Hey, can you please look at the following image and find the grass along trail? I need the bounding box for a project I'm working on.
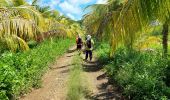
[20,48,123,100]
[20,47,76,100]
[67,52,123,100]
[67,55,89,100]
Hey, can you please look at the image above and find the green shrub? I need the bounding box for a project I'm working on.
[105,48,169,99]
[0,38,74,99]
[27,40,38,48]
[95,43,110,64]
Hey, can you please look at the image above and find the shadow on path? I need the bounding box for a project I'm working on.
[97,73,107,80]
[83,59,124,100]
[50,64,75,70]
[60,69,70,74]
[82,60,103,72]
[67,48,77,53]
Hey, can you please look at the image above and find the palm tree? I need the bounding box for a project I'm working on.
[0,0,44,52]
[114,0,170,56]
[0,0,84,52]
[83,0,127,55]
[83,0,170,56]
[31,0,60,19]
[60,17,83,38]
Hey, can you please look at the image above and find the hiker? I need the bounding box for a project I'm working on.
[76,34,83,51]
[85,35,94,61]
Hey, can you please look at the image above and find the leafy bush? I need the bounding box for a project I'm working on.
[0,38,74,100]
[27,40,38,48]
[95,43,110,64]
[104,48,169,99]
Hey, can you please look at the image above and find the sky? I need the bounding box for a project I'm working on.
[27,0,107,20]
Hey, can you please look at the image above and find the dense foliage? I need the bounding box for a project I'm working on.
[1,0,170,99]
[0,0,83,52]
[95,42,110,64]
[0,0,84,99]
[96,44,170,99]
[0,38,74,100]
[85,0,170,99]
[106,48,169,99]
[83,0,170,55]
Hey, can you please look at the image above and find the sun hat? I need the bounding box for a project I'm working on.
[87,35,91,40]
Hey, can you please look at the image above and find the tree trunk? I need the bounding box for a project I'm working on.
[162,21,169,57]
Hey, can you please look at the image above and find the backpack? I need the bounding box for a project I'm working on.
[87,40,91,48]
[77,37,82,44]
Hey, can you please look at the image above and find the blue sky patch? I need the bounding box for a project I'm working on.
[27,0,107,20]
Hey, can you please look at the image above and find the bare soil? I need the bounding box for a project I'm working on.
[20,47,76,100]
[82,57,123,100]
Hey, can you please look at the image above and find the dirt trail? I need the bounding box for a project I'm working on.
[20,47,76,100]
[20,47,122,100]
[82,57,123,100]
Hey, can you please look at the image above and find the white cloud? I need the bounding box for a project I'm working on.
[27,0,32,4]
[49,1,60,9]
[59,1,82,14]
[96,0,107,4]
[42,0,61,9]
[58,0,94,19]
[66,13,76,20]
[27,0,99,20]
[67,0,91,5]
[60,12,63,16]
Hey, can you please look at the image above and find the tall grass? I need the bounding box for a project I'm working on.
[67,55,88,100]
[0,38,74,100]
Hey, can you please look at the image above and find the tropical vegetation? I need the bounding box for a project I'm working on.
[0,0,83,99]
[0,0,83,53]
[0,38,74,99]
[84,0,170,99]
[1,0,170,99]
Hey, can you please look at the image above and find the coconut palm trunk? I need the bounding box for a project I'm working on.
[162,21,169,57]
